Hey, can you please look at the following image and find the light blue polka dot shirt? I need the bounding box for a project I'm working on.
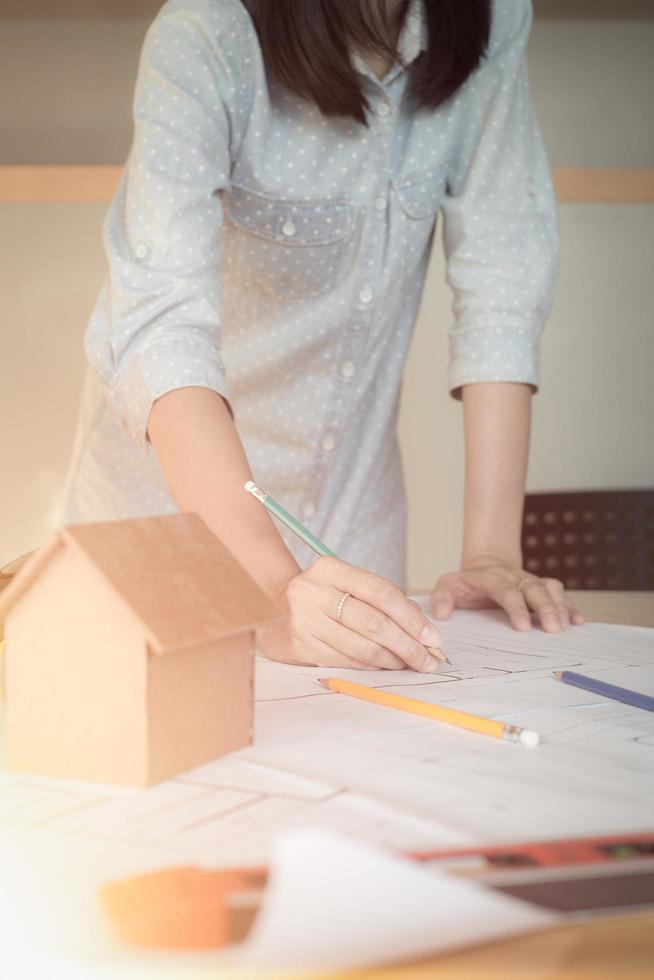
[61,0,559,587]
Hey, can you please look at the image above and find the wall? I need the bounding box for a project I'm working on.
[1,6,653,588]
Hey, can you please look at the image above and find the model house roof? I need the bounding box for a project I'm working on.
[0,513,282,654]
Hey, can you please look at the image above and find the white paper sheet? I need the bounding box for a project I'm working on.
[49,783,258,843]
[180,752,338,799]
[2,609,653,852]
[240,828,558,973]
[243,607,654,842]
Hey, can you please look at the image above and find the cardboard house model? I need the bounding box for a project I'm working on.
[0,513,281,787]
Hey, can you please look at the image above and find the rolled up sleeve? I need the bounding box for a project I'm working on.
[84,3,243,449]
[441,0,559,399]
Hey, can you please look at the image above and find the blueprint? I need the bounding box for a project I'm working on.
[1,603,653,856]
[247,602,654,841]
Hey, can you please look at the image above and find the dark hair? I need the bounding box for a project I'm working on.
[241,0,491,125]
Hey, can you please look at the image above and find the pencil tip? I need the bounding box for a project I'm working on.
[317,678,330,689]
[426,645,450,665]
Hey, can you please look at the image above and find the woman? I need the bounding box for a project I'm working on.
[60,0,584,672]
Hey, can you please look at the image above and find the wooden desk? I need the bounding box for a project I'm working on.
[357,910,654,979]
[411,590,654,629]
[568,590,654,628]
[367,590,654,980]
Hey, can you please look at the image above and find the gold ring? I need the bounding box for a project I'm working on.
[336,591,351,624]
[516,576,536,592]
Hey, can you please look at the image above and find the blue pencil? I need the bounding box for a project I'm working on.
[554,670,654,713]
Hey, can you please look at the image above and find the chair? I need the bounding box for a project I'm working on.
[521,489,654,591]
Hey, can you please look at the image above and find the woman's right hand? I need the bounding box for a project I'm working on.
[256,556,444,672]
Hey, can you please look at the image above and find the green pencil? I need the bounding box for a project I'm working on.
[245,480,338,558]
[244,480,450,665]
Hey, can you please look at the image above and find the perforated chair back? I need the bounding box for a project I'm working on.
[521,489,654,591]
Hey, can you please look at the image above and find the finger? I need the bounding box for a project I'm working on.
[319,619,407,670]
[519,579,563,632]
[430,588,455,620]
[256,618,367,669]
[304,632,383,671]
[340,594,443,673]
[333,565,443,655]
[487,581,533,632]
[542,578,570,629]
[564,596,585,625]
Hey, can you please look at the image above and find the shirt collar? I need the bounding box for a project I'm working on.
[396,0,427,66]
[350,0,427,83]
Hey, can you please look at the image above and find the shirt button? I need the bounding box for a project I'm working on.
[376,101,391,117]
[281,218,296,237]
[135,241,151,260]
[358,285,373,304]
[374,194,387,211]
[302,501,316,518]
[341,360,356,379]
[322,434,336,452]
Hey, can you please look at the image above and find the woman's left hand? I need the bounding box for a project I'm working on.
[429,555,585,633]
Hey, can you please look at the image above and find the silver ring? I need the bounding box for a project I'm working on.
[336,591,351,624]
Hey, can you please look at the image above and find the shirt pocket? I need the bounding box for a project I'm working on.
[391,165,449,278]
[223,184,358,301]
[391,163,449,220]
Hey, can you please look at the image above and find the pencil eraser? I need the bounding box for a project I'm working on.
[519,730,540,748]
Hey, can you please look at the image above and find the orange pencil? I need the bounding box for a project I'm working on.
[319,677,540,747]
